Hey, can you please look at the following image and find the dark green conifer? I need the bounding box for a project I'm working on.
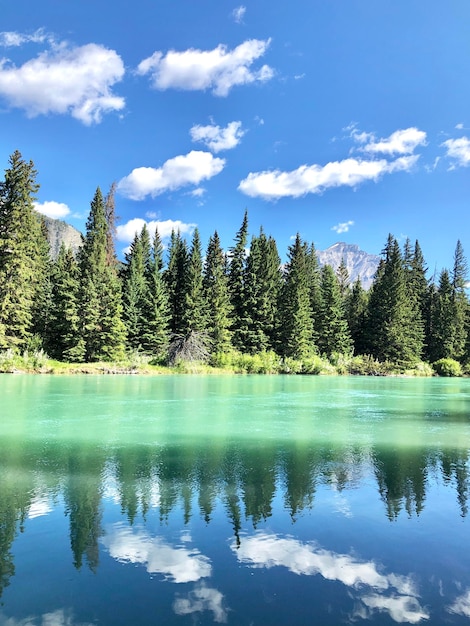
[183,228,207,333]
[278,234,315,359]
[242,229,282,353]
[203,231,232,354]
[48,244,84,361]
[0,151,49,347]
[317,264,352,357]
[164,230,188,335]
[228,211,249,351]
[78,187,126,361]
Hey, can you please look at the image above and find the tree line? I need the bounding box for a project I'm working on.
[0,150,469,370]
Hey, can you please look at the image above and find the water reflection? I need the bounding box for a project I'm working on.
[0,437,468,624]
[0,608,94,626]
[173,584,228,623]
[102,524,211,582]
[233,531,429,624]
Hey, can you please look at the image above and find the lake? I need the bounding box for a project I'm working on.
[0,374,469,625]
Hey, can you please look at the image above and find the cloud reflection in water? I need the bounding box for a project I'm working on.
[232,532,429,623]
[102,523,211,583]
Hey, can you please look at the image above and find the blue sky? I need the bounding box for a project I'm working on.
[1,0,469,274]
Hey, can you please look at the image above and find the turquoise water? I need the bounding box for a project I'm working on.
[0,374,469,625]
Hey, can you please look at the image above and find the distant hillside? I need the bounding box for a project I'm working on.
[41,215,83,260]
[317,242,380,289]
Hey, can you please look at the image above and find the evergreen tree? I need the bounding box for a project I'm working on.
[164,230,188,335]
[122,227,149,350]
[277,234,315,359]
[78,187,126,361]
[141,227,170,358]
[242,229,282,353]
[305,242,322,342]
[48,244,83,360]
[0,151,49,347]
[346,277,369,354]
[451,240,469,360]
[428,269,459,362]
[183,228,207,333]
[228,211,249,351]
[336,257,350,300]
[317,264,352,357]
[203,231,232,354]
[365,235,423,365]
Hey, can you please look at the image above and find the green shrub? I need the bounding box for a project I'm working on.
[432,358,463,377]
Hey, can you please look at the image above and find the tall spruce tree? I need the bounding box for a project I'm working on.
[0,151,50,347]
[277,234,315,360]
[48,244,83,361]
[203,231,232,354]
[141,227,170,358]
[242,229,282,353]
[317,264,352,357]
[428,269,455,362]
[183,228,207,334]
[122,227,149,350]
[228,211,249,351]
[78,187,126,361]
[451,240,469,361]
[365,235,424,365]
[346,277,368,354]
[165,230,188,335]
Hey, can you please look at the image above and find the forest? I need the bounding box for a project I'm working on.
[0,150,469,376]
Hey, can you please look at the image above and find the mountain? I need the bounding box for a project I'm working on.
[41,215,83,260]
[317,242,380,289]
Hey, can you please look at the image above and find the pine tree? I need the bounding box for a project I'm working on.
[242,229,282,353]
[48,244,84,361]
[365,235,423,365]
[428,269,455,362]
[0,151,50,347]
[122,227,149,350]
[228,211,249,351]
[451,240,469,360]
[336,257,350,300]
[203,231,232,354]
[78,187,126,361]
[277,234,315,360]
[141,227,170,358]
[346,277,368,354]
[317,264,352,357]
[183,228,207,333]
[164,230,188,335]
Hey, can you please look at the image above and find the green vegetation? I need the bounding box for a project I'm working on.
[1,150,469,377]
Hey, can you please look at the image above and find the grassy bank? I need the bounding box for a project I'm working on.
[0,347,465,377]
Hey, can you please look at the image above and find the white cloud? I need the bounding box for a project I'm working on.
[238,155,418,200]
[117,151,225,200]
[455,123,465,130]
[442,136,470,168]
[332,220,354,234]
[0,42,125,124]
[360,128,427,155]
[137,39,274,97]
[174,583,228,623]
[190,187,206,197]
[190,121,245,152]
[231,6,246,23]
[34,200,71,219]
[234,532,428,624]
[102,523,211,583]
[361,593,430,624]
[448,589,470,617]
[0,28,50,47]
[116,218,196,243]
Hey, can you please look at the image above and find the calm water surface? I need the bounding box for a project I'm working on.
[0,374,469,625]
